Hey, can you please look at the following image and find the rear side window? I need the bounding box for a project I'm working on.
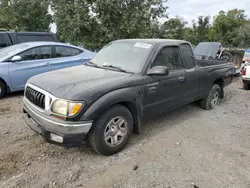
[0,34,7,48]
[151,46,183,70]
[180,44,195,69]
[18,46,52,61]
[16,35,54,43]
[55,46,82,58]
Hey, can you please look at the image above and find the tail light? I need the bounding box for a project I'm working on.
[242,68,246,76]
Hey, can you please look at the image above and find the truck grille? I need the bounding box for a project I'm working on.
[25,86,45,109]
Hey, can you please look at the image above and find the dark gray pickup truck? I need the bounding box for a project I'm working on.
[23,39,234,155]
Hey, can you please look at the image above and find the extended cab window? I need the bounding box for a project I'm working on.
[180,44,195,69]
[0,34,7,48]
[151,46,182,70]
[18,46,52,61]
[55,46,82,58]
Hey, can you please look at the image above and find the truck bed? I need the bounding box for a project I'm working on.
[197,59,234,68]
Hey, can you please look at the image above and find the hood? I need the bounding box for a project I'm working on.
[194,42,222,59]
[28,65,133,100]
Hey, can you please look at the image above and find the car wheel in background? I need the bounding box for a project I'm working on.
[220,52,233,62]
[88,105,133,156]
[200,84,222,110]
[243,83,249,90]
[0,80,6,99]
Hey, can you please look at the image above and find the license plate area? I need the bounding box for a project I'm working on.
[50,133,63,143]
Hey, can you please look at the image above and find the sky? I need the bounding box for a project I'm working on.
[167,0,250,25]
[50,0,250,33]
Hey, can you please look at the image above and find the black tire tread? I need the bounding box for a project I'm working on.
[243,83,249,90]
[200,84,221,110]
[0,80,6,99]
[88,105,133,156]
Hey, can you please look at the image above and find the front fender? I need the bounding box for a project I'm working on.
[81,86,144,121]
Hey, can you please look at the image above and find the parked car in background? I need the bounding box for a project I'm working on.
[23,39,234,156]
[0,31,58,49]
[194,42,233,62]
[241,49,250,69]
[242,62,250,90]
[0,42,96,98]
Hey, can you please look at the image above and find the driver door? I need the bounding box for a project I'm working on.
[143,45,186,116]
[8,46,54,90]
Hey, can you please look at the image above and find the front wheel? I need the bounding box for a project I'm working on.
[88,105,133,156]
[0,81,6,99]
[243,83,249,90]
[200,84,221,110]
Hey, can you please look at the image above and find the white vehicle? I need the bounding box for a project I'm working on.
[234,49,249,75]
[242,62,250,90]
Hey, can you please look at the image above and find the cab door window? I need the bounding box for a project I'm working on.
[180,44,195,69]
[18,46,52,61]
[55,46,83,58]
[151,46,183,70]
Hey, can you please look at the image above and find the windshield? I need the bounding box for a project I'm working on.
[90,42,152,73]
[0,43,31,58]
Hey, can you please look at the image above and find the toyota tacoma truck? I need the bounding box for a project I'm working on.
[23,39,235,156]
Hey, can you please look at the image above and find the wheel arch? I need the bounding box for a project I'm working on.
[118,101,141,135]
[213,78,224,98]
[0,77,10,94]
[81,87,144,135]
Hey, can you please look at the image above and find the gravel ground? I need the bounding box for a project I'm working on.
[0,78,249,188]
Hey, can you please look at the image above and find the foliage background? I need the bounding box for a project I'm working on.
[0,0,250,50]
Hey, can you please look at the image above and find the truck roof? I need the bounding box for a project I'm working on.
[114,39,190,45]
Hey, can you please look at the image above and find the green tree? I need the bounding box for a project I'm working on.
[183,27,197,44]
[209,9,248,46]
[194,16,210,42]
[160,17,187,39]
[52,0,168,50]
[0,0,52,31]
[233,23,250,48]
[0,0,15,29]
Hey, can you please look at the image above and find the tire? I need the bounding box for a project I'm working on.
[243,83,249,90]
[200,84,221,110]
[220,52,233,62]
[0,80,6,99]
[88,105,133,156]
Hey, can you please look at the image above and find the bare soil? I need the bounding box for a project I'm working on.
[0,78,249,188]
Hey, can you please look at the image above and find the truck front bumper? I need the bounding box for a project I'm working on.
[23,98,93,147]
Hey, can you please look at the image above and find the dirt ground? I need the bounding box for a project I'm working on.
[0,78,249,188]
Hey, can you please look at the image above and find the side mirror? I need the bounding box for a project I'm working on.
[11,55,22,62]
[147,66,169,76]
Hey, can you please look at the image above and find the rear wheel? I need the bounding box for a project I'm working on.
[243,83,249,90]
[0,80,6,99]
[201,84,221,110]
[88,105,133,156]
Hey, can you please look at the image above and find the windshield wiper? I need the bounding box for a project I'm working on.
[85,61,101,68]
[102,64,131,73]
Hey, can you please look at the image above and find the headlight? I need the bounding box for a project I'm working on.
[51,100,83,117]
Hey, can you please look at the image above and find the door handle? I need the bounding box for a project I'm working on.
[178,76,185,82]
